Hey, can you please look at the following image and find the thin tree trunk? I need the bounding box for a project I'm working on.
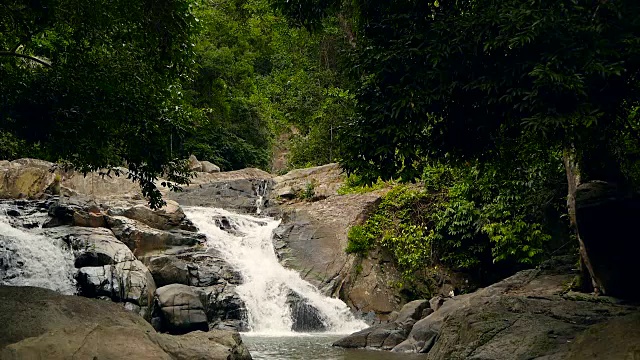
[563,146,603,294]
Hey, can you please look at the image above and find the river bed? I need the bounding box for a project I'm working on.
[241,334,427,360]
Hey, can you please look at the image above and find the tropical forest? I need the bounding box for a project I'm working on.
[1,0,639,359]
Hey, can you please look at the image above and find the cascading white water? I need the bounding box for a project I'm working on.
[255,180,268,215]
[0,205,76,294]
[185,207,368,335]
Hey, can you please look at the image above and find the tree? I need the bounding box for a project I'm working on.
[278,0,640,293]
[0,0,199,208]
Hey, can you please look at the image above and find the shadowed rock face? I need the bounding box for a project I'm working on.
[0,286,251,360]
[576,180,640,299]
[287,291,326,332]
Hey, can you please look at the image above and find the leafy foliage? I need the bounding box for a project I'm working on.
[347,146,564,279]
[1,0,199,208]
[330,0,640,184]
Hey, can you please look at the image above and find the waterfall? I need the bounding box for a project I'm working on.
[255,180,268,215]
[185,207,368,335]
[0,203,77,294]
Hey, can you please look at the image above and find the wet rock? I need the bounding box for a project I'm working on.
[333,300,428,350]
[198,284,248,331]
[6,209,20,217]
[144,249,242,288]
[153,284,209,334]
[287,292,326,332]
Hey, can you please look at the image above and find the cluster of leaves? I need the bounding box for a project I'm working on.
[1,0,199,208]
[347,145,566,279]
[336,0,640,184]
[337,173,388,195]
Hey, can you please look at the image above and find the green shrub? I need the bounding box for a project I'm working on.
[345,154,563,279]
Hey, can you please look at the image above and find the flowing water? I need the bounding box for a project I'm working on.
[185,206,368,335]
[185,206,423,359]
[0,202,76,294]
[242,334,427,360]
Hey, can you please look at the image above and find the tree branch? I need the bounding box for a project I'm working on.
[0,51,51,67]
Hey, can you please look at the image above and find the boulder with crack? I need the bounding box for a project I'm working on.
[152,284,210,334]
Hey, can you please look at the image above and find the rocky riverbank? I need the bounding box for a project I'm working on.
[0,286,251,360]
[333,257,640,359]
[3,158,640,359]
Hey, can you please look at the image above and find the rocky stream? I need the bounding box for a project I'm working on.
[1,158,639,359]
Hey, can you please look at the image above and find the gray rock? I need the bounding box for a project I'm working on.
[154,330,252,360]
[106,216,205,256]
[147,255,191,287]
[395,300,430,324]
[46,226,134,267]
[200,161,221,173]
[333,321,412,350]
[76,259,156,318]
[167,179,272,213]
[145,250,242,288]
[390,267,637,359]
[198,284,248,332]
[153,284,209,334]
[287,291,326,332]
[117,200,188,231]
[429,295,446,312]
[188,155,202,172]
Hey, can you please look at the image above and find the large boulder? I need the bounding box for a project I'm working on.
[77,259,156,318]
[106,215,205,256]
[45,226,134,267]
[153,284,209,334]
[198,284,249,331]
[576,180,640,299]
[0,159,56,199]
[145,250,242,288]
[333,300,429,350]
[391,265,637,359]
[188,155,203,172]
[154,330,252,360]
[332,260,640,358]
[287,291,326,332]
[115,200,188,231]
[201,161,221,173]
[0,286,251,360]
[271,163,345,201]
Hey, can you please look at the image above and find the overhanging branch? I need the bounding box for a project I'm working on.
[0,51,51,67]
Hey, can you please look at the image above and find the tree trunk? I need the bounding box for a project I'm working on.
[563,147,603,294]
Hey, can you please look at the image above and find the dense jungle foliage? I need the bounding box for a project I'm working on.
[3,0,640,286]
